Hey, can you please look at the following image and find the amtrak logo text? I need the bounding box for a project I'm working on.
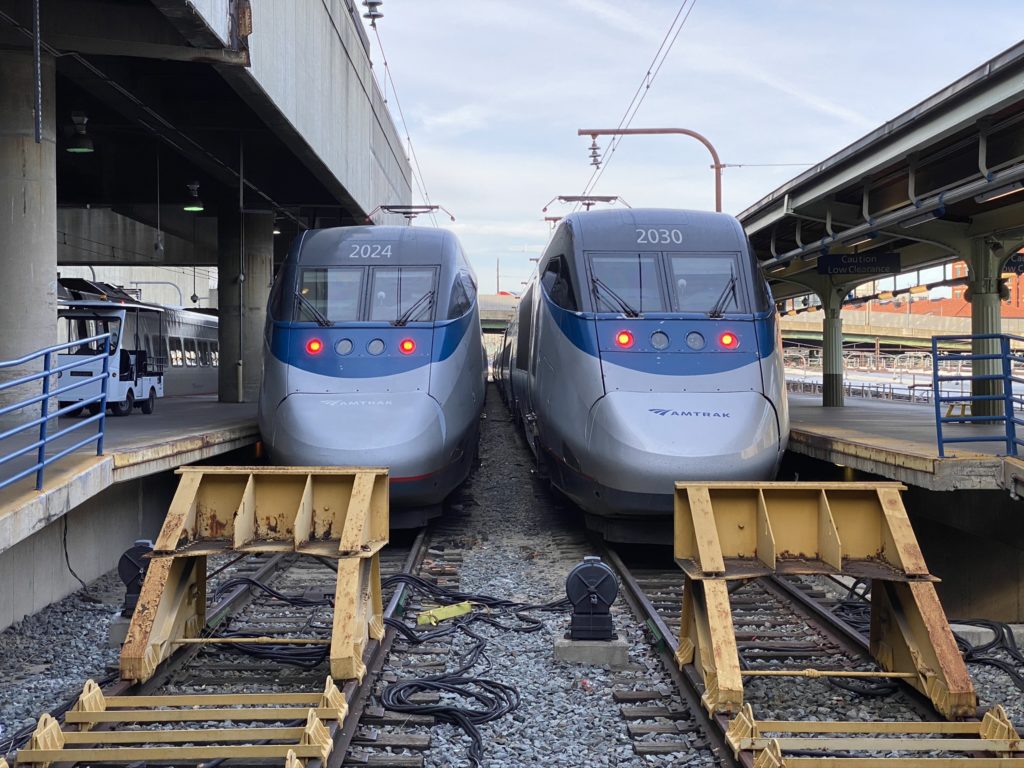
[648,408,730,418]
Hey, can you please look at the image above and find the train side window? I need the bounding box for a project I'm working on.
[541,255,578,311]
[515,285,534,370]
[447,271,475,319]
[210,341,219,366]
[198,341,211,366]
[168,337,184,367]
[183,338,198,367]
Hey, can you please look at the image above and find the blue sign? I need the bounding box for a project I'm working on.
[1004,254,1024,274]
[817,252,901,275]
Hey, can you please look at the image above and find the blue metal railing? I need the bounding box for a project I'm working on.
[931,333,1024,457]
[0,334,110,492]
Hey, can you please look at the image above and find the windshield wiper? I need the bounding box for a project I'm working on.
[394,290,434,326]
[708,270,737,319]
[293,291,332,327]
[591,277,640,318]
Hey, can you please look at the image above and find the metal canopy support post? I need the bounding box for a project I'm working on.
[796,275,855,408]
[967,238,1006,418]
[820,283,848,407]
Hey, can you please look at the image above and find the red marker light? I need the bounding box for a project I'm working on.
[719,332,739,349]
[615,330,634,348]
[306,338,324,355]
[399,338,416,355]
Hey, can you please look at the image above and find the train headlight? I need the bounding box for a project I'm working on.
[399,338,416,355]
[305,338,324,355]
[615,330,634,349]
[719,332,739,349]
[335,339,353,355]
[650,331,669,350]
[685,331,705,350]
[367,338,385,356]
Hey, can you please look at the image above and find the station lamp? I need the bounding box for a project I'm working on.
[66,112,94,154]
[183,182,204,213]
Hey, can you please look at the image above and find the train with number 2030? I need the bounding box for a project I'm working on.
[494,208,788,542]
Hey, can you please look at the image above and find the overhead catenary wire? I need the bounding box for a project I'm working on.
[371,24,439,228]
[575,0,698,210]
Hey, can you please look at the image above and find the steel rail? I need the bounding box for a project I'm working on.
[326,528,430,768]
[600,544,742,768]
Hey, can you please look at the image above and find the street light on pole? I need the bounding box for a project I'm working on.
[577,127,724,213]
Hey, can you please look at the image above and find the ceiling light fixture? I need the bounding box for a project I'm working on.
[183,182,204,213]
[66,112,94,154]
[974,180,1024,204]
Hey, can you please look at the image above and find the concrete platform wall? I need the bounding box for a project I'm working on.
[189,0,411,214]
[0,472,177,631]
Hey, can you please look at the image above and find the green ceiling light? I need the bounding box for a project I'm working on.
[183,182,204,213]
[66,112,94,154]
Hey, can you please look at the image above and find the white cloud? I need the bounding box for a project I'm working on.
[369,0,1024,293]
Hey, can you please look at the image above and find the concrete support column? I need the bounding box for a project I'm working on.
[966,239,1005,418]
[218,212,273,402]
[0,51,57,428]
[820,285,847,407]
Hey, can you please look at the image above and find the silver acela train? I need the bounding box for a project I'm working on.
[494,208,789,541]
[258,226,486,526]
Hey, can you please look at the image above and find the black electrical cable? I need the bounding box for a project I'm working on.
[953,619,1024,693]
[203,629,329,670]
[61,516,90,592]
[0,670,118,756]
[379,574,571,767]
[381,625,521,767]
[212,577,332,607]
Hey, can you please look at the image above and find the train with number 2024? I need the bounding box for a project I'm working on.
[494,208,788,542]
[258,226,486,527]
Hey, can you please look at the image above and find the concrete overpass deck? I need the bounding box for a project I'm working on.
[0,396,257,558]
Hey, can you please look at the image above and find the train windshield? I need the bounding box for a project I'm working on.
[589,253,666,313]
[58,312,121,355]
[297,268,363,322]
[369,267,436,323]
[668,254,746,314]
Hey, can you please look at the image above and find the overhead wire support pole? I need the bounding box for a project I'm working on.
[577,127,723,213]
[32,0,41,143]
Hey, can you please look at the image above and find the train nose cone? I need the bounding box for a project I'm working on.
[585,391,781,494]
[265,392,445,477]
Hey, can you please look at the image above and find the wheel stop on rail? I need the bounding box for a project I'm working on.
[673,480,1024,765]
[119,465,390,684]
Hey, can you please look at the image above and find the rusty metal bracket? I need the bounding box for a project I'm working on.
[121,467,388,683]
[673,481,975,719]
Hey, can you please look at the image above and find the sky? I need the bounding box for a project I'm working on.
[363,1,1024,295]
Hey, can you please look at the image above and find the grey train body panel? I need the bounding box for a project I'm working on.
[499,208,789,537]
[259,225,485,518]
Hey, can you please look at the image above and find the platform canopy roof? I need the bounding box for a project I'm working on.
[740,41,1024,302]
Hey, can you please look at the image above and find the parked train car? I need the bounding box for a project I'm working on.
[499,208,788,541]
[258,226,486,527]
[57,279,219,415]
